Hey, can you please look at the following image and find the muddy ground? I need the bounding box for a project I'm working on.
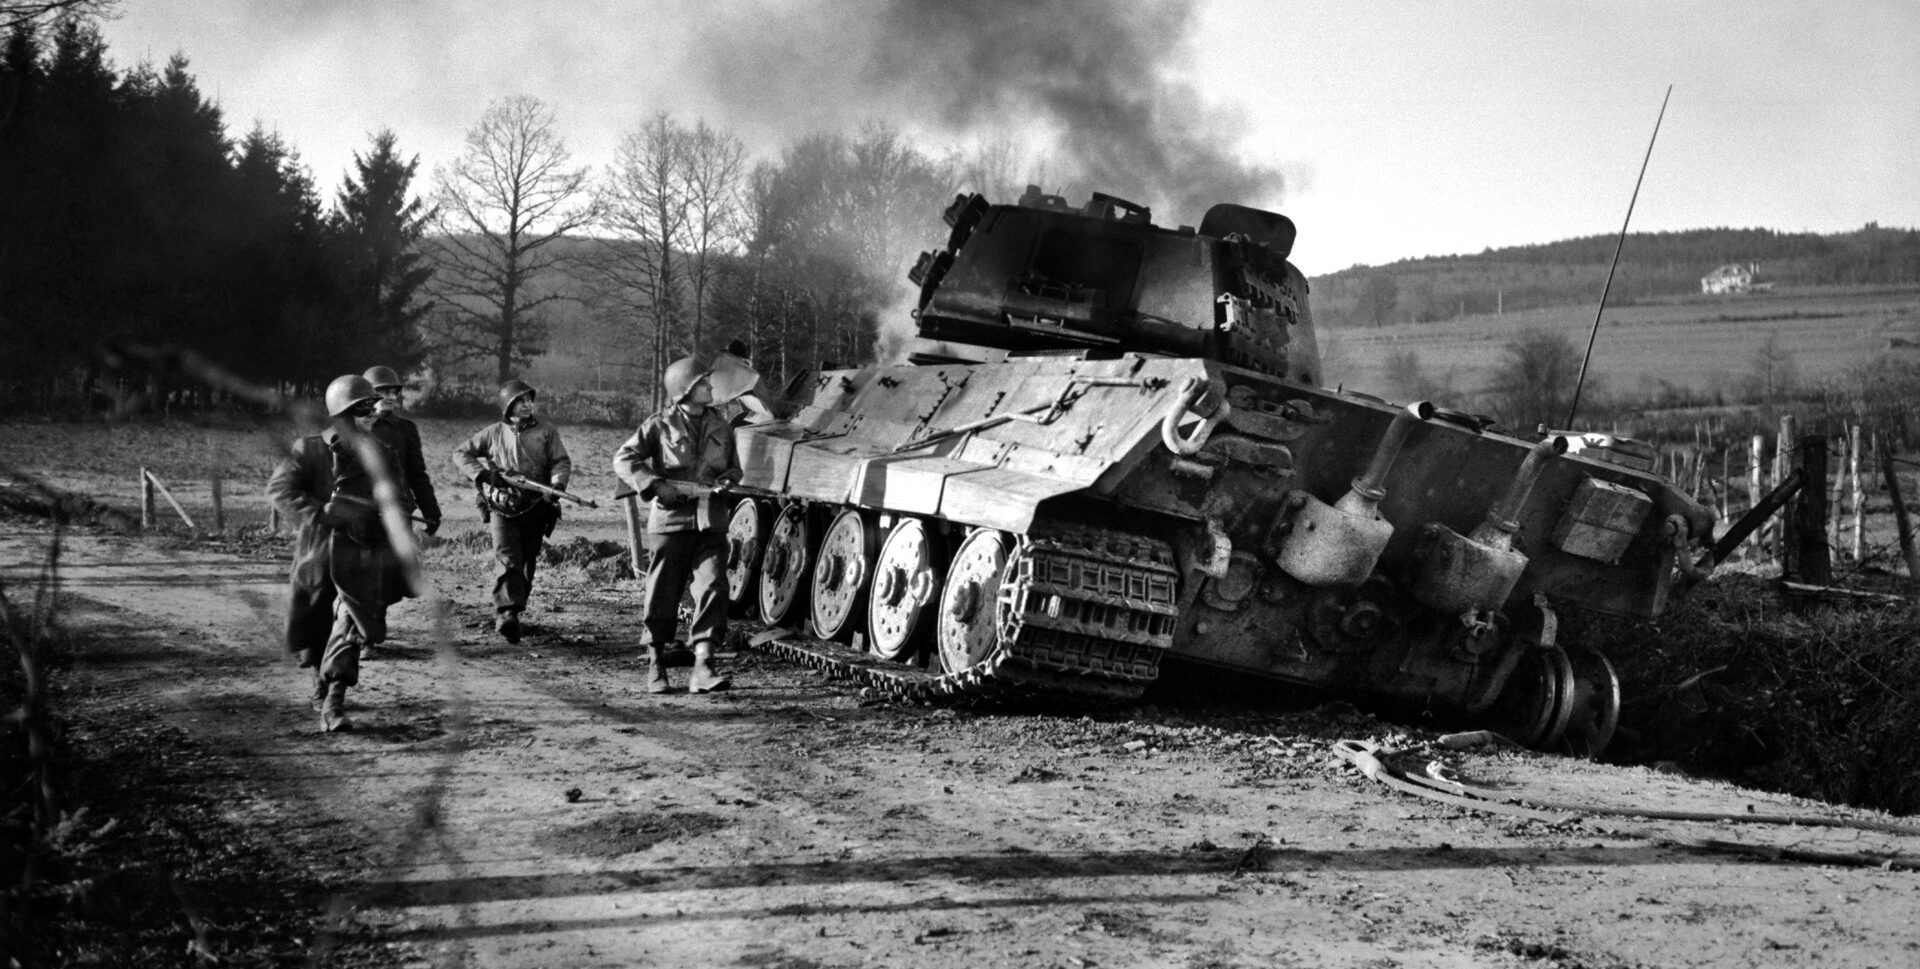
[6,514,1919,969]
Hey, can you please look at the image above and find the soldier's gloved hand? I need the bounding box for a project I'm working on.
[712,468,743,488]
[424,518,441,537]
[649,481,691,507]
[319,499,369,544]
[476,468,502,489]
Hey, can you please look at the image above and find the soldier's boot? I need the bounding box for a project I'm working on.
[308,669,327,712]
[496,611,522,644]
[320,681,353,733]
[645,646,673,695]
[689,642,730,694]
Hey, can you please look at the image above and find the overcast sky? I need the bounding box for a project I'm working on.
[103,0,1920,277]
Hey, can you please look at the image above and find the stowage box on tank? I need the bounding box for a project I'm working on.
[721,187,1714,758]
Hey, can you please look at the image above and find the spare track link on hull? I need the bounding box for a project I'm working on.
[742,525,1180,703]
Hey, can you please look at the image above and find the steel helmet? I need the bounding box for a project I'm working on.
[324,374,379,418]
[362,365,402,390]
[498,379,537,418]
[662,356,711,404]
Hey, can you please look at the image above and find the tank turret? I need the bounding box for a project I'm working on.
[906,188,1321,385]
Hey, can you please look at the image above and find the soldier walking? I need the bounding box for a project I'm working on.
[363,365,442,539]
[614,356,742,694]
[454,379,572,643]
[269,375,407,732]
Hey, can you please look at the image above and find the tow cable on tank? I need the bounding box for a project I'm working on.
[1331,739,1920,870]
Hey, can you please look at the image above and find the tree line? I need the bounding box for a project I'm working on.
[1317,225,1920,328]
[0,16,1039,417]
[1,17,431,410]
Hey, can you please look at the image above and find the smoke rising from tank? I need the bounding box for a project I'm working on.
[694,0,1286,225]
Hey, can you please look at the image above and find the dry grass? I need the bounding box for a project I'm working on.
[1588,571,1920,815]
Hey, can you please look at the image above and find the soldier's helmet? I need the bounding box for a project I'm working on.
[324,374,379,418]
[498,379,537,418]
[363,365,403,390]
[663,356,712,404]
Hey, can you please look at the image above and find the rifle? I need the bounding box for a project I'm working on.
[479,460,599,509]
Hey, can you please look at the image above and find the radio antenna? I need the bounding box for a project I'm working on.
[1565,84,1672,428]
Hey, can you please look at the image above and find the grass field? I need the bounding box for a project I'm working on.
[1324,284,1920,402]
[0,417,644,545]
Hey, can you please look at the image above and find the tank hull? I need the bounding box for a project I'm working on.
[729,353,1704,751]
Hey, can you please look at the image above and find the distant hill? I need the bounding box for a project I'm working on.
[1311,224,1920,328]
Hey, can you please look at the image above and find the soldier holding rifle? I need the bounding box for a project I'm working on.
[614,356,742,694]
[454,379,574,643]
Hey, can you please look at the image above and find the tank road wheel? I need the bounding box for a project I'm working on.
[1556,649,1622,759]
[936,528,1010,674]
[725,498,770,609]
[757,504,813,627]
[868,518,943,662]
[810,507,877,642]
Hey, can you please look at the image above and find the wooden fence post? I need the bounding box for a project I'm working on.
[1790,435,1830,585]
[144,470,199,535]
[211,475,226,534]
[141,466,155,530]
[1850,424,1865,563]
[269,503,280,534]
[1880,434,1920,585]
[621,494,646,581]
[1828,430,1846,560]
[1747,434,1763,562]
[1773,416,1794,562]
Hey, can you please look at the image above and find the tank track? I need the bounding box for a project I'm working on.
[740,523,1180,703]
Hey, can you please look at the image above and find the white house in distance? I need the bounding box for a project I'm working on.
[1700,262,1772,294]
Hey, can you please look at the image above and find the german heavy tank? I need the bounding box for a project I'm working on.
[723,187,1714,757]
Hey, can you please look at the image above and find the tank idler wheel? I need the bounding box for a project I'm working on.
[936,528,1010,675]
[1482,645,1576,750]
[1556,649,1622,759]
[724,498,770,609]
[810,507,877,642]
[869,518,943,662]
[757,503,814,627]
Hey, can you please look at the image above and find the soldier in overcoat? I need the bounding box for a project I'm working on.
[268,374,407,732]
[363,364,442,540]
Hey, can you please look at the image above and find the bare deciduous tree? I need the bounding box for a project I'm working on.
[425,96,597,384]
[1,0,115,31]
[597,112,691,410]
[1486,328,1583,430]
[681,119,748,357]
[595,113,749,409]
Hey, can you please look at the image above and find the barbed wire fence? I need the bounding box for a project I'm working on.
[1,343,475,967]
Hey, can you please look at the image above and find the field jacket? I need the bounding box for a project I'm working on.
[368,411,441,522]
[453,419,572,512]
[613,405,740,534]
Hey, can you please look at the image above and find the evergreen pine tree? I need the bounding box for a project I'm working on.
[332,128,434,373]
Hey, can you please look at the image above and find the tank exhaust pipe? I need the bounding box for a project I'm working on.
[1409,435,1569,622]
[1269,402,1433,588]
[1477,435,1570,544]
[1350,401,1437,500]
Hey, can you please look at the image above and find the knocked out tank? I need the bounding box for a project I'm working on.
[723,187,1715,756]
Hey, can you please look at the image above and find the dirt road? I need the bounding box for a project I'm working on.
[9,524,1919,968]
